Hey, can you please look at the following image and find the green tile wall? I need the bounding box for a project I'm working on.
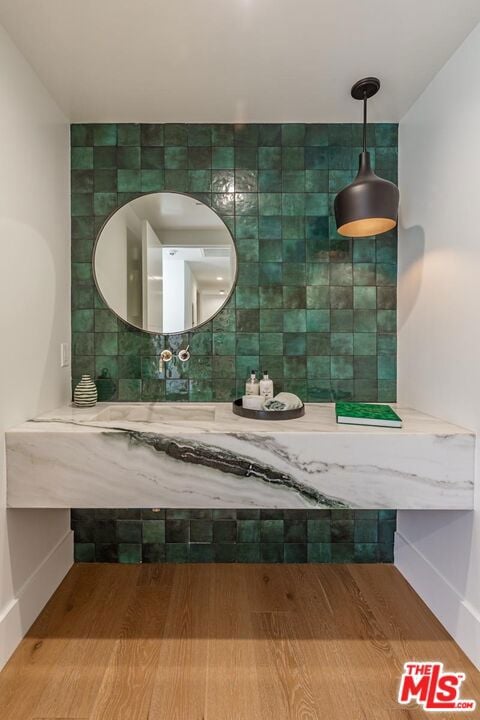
[71,122,398,403]
[72,508,396,564]
[71,123,397,564]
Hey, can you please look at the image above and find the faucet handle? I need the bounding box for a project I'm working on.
[178,345,190,363]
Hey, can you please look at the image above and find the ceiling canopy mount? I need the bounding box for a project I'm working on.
[350,77,380,100]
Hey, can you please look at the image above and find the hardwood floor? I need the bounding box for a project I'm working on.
[0,564,478,719]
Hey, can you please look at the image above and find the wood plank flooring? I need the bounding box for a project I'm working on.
[0,564,478,719]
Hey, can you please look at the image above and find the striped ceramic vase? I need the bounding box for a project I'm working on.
[74,374,98,407]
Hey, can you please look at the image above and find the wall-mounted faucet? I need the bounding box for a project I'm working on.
[159,349,173,373]
[159,345,190,374]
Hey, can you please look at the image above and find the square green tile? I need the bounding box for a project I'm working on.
[284,333,306,356]
[330,263,353,286]
[141,170,164,192]
[94,146,117,169]
[258,124,281,145]
[119,355,141,379]
[94,124,117,146]
[284,543,307,562]
[117,146,140,169]
[234,124,258,146]
[260,520,284,542]
[282,124,305,146]
[236,543,261,562]
[72,308,94,332]
[308,543,332,562]
[305,147,328,170]
[282,171,305,192]
[212,146,234,169]
[166,544,189,562]
[141,124,164,146]
[71,147,94,170]
[307,356,330,379]
[72,193,93,216]
[306,309,330,332]
[258,146,281,169]
[72,332,93,356]
[284,519,307,543]
[118,379,142,400]
[118,543,142,563]
[213,520,237,543]
[190,520,213,543]
[235,146,257,169]
[282,147,304,170]
[95,332,118,356]
[305,124,328,146]
[117,169,141,192]
[259,262,282,285]
[331,356,354,379]
[261,543,284,563]
[117,123,140,146]
[71,124,93,146]
[117,520,142,543]
[283,357,306,379]
[237,520,260,543]
[257,192,281,215]
[260,308,283,330]
[94,309,118,332]
[236,333,259,355]
[282,263,306,285]
[354,286,377,309]
[259,333,283,356]
[331,332,353,355]
[283,309,306,332]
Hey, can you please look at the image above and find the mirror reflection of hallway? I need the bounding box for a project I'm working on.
[94,192,237,334]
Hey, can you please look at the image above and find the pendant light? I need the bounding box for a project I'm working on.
[334,77,399,238]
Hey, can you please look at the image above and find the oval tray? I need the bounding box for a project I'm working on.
[232,398,305,421]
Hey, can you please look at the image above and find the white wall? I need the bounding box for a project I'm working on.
[142,220,162,332]
[397,22,480,668]
[95,208,128,317]
[0,24,72,668]
[183,261,196,329]
[95,204,142,320]
[199,293,223,324]
[162,251,187,333]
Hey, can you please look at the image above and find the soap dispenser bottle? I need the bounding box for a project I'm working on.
[245,370,260,395]
[259,370,274,400]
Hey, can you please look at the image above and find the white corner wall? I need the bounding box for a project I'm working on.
[397,23,480,667]
[0,24,72,668]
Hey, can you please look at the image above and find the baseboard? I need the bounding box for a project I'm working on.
[395,530,480,669]
[0,529,73,670]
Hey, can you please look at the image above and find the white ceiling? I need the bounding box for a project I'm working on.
[131,193,225,231]
[0,0,479,122]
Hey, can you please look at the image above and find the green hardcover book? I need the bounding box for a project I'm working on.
[335,402,402,428]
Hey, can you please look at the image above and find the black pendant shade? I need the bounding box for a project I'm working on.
[334,78,399,238]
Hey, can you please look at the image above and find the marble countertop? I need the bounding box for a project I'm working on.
[6,403,475,510]
[9,402,474,437]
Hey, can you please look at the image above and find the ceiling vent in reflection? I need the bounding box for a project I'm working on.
[202,247,231,257]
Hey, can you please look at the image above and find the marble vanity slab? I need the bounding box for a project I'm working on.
[5,403,475,510]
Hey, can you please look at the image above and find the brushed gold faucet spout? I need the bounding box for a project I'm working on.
[159,349,173,374]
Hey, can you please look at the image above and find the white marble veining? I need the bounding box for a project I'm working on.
[5,402,475,510]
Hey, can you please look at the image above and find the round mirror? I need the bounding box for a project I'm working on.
[93,192,237,334]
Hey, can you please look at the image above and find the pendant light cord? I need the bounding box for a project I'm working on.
[363,91,367,152]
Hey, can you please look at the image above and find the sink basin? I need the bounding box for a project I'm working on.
[92,403,216,424]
